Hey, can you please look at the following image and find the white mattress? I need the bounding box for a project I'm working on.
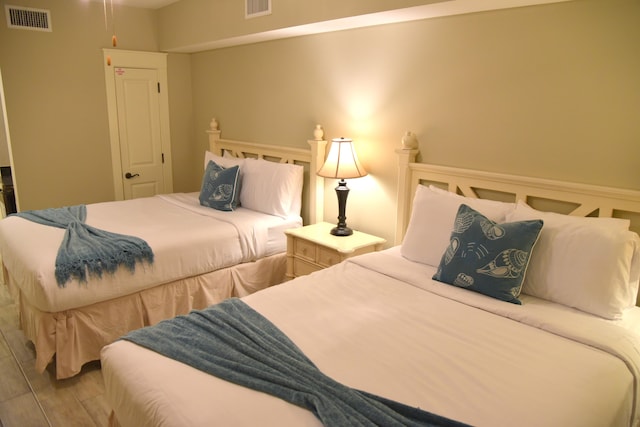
[101,248,640,427]
[0,193,301,312]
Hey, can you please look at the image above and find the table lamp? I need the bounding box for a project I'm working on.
[317,137,367,236]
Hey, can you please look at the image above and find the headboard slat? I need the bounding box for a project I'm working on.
[206,122,326,225]
[396,148,640,244]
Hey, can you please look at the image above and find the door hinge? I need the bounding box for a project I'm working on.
[162,153,165,163]
[157,82,160,93]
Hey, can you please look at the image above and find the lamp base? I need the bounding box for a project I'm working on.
[330,179,354,237]
[330,225,353,236]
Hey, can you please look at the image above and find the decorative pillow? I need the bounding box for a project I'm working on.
[401,185,516,267]
[199,161,241,211]
[239,158,304,218]
[506,201,640,319]
[433,204,543,304]
[204,151,244,171]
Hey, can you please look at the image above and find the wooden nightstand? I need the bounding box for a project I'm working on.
[285,222,386,280]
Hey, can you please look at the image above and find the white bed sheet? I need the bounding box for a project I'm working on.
[0,193,301,312]
[101,248,640,427]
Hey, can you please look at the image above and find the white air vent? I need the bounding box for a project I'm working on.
[245,0,271,19]
[5,5,51,32]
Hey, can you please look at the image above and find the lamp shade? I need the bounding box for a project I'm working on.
[317,137,367,179]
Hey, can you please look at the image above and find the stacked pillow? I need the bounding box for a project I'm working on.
[401,185,640,319]
[506,201,639,319]
[239,158,303,218]
[200,151,304,218]
[401,185,515,267]
[204,150,244,170]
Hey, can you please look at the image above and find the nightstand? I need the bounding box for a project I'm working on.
[285,222,386,280]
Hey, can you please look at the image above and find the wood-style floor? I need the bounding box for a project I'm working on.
[0,284,109,427]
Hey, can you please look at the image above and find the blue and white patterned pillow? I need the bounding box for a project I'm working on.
[432,204,543,304]
[199,160,240,211]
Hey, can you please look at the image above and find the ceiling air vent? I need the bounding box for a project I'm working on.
[245,0,271,19]
[5,5,52,32]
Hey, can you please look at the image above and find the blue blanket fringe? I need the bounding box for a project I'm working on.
[122,298,470,427]
[14,205,153,287]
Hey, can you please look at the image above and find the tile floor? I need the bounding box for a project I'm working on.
[0,284,109,427]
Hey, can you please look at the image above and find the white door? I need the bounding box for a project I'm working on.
[103,49,173,201]
[115,67,164,199]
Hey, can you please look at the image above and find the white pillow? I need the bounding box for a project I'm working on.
[506,201,640,319]
[400,185,516,267]
[239,158,303,218]
[204,151,244,170]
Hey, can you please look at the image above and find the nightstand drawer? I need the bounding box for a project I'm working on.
[317,246,340,267]
[285,222,386,280]
[292,258,321,277]
[293,238,316,262]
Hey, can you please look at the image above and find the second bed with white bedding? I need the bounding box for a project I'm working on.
[102,248,640,427]
[101,142,640,426]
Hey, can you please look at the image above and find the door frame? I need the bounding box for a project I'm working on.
[0,67,19,212]
[103,49,173,200]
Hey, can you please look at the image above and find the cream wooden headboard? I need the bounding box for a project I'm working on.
[206,119,327,225]
[395,147,640,245]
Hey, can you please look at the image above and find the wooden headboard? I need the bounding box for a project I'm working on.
[396,146,640,245]
[206,119,327,225]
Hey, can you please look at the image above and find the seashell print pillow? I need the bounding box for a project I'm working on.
[199,160,241,211]
[432,204,543,304]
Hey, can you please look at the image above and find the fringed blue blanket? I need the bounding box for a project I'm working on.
[14,205,153,287]
[122,298,470,427]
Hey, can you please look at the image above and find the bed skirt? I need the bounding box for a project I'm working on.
[2,253,286,379]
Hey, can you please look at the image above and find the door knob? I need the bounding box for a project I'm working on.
[125,172,140,179]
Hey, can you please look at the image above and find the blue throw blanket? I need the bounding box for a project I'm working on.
[122,298,470,427]
[14,205,153,287]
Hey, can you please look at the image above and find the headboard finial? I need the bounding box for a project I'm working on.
[209,118,219,131]
[313,124,324,141]
[401,131,418,149]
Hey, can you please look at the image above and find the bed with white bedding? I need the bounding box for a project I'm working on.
[0,122,327,379]
[100,142,640,426]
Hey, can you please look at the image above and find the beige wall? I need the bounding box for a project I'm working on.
[0,0,194,210]
[0,0,638,248]
[166,53,198,191]
[189,0,640,245]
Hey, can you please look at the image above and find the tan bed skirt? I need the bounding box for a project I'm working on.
[3,253,286,379]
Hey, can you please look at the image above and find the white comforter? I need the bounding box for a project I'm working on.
[0,193,299,312]
[101,248,640,427]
